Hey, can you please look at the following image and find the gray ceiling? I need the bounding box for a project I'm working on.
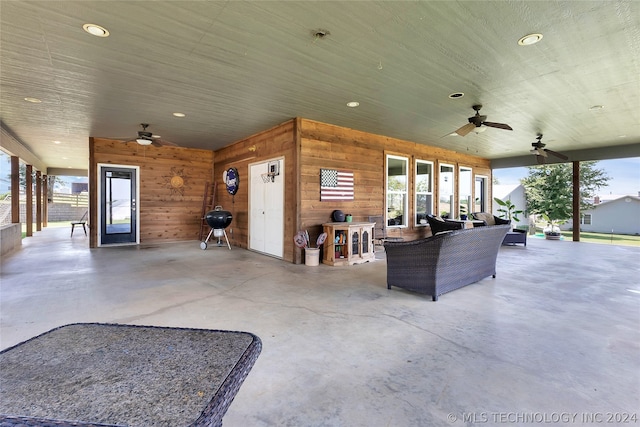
[1,1,639,171]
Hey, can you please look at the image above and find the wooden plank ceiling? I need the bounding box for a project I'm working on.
[1,1,638,170]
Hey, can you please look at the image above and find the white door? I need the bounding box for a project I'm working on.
[249,159,284,257]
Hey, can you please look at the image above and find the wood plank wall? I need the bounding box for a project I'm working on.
[213,120,299,262]
[299,119,492,244]
[89,138,214,248]
[89,117,491,263]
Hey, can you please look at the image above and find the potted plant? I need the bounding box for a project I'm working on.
[541,213,564,240]
[493,197,523,225]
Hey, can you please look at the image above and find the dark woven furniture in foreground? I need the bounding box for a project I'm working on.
[0,323,262,427]
[471,212,527,246]
[384,225,510,301]
[502,228,527,246]
[470,212,511,226]
[425,214,465,235]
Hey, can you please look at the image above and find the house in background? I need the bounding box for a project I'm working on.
[560,194,640,235]
[492,184,529,227]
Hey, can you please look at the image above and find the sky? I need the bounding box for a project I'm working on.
[493,157,640,197]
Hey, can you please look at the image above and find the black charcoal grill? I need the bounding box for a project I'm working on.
[200,206,233,250]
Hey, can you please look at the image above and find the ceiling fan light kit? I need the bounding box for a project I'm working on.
[451,104,513,137]
[530,134,568,164]
[120,123,176,147]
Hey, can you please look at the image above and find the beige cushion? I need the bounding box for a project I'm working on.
[473,212,495,226]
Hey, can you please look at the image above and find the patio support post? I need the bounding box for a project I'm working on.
[10,156,19,223]
[43,175,48,227]
[572,161,580,242]
[26,164,33,237]
[36,170,42,231]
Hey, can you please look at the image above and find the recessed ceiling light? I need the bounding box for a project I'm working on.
[24,97,41,103]
[346,101,359,108]
[448,92,464,99]
[53,140,61,144]
[589,105,604,110]
[83,23,110,37]
[517,33,543,46]
[172,112,186,117]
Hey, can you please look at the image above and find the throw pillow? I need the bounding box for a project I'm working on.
[474,212,496,226]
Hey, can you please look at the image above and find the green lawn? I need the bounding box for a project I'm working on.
[529,226,640,247]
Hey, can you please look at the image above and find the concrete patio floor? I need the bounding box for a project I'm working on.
[1,227,639,426]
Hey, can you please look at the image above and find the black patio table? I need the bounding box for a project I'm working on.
[0,323,261,427]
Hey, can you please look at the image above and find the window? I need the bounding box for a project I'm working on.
[415,160,433,226]
[581,213,592,225]
[386,155,408,227]
[438,163,454,218]
[459,166,472,218]
[474,175,488,213]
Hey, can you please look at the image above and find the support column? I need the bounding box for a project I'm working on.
[36,171,42,231]
[43,175,48,227]
[10,156,19,223]
[26,164,33,236]
[572,161,580,242]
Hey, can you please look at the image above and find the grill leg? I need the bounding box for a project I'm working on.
[223,230,231,250]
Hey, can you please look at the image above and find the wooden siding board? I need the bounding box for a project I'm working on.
[90,138,214,247]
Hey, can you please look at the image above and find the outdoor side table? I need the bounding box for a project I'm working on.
[0,323,261,427]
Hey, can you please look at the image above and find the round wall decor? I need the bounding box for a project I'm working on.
[223,167,239,195]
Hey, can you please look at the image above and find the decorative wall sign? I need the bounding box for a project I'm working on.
[223,167,239,195]
[163,167,187,196]
[320,169,354,201]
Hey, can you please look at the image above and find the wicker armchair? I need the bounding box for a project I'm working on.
[470,212,510,226]
[425,214,464,235]
[384,225,510,301]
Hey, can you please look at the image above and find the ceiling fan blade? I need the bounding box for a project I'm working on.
[483,121,513,131]
[536,155,546,165]
[454,123,476,137]
[545,149,568,160]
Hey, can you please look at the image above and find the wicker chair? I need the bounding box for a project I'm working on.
[384,225,510,301]
[470,212,511,226]
[368,215,403,245]
[425,214,464,235]
[471,212,527,246]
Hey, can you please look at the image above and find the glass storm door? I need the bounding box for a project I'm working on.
[100,166,137,245]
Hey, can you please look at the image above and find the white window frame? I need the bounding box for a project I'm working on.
[459,166,473,218]
[581,213,592,225]
[438,163,455,218]
[415,159,434,226]
[386,154,409,228]
[474,175,488,213]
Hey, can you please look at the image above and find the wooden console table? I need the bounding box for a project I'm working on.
[322,222,375,266]
[0,323,261,427]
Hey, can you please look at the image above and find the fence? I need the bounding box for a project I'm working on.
[0,192,89,226]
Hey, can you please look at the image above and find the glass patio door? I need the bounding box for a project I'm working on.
[100,166,137,245]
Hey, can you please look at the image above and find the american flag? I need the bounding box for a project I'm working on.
[320,169,354,201]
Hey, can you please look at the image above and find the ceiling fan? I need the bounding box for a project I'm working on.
[530,134,568,164]
[452,104,513,136]
[121,123,177,147]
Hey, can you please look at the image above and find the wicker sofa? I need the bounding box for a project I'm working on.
[384,224,510,301]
